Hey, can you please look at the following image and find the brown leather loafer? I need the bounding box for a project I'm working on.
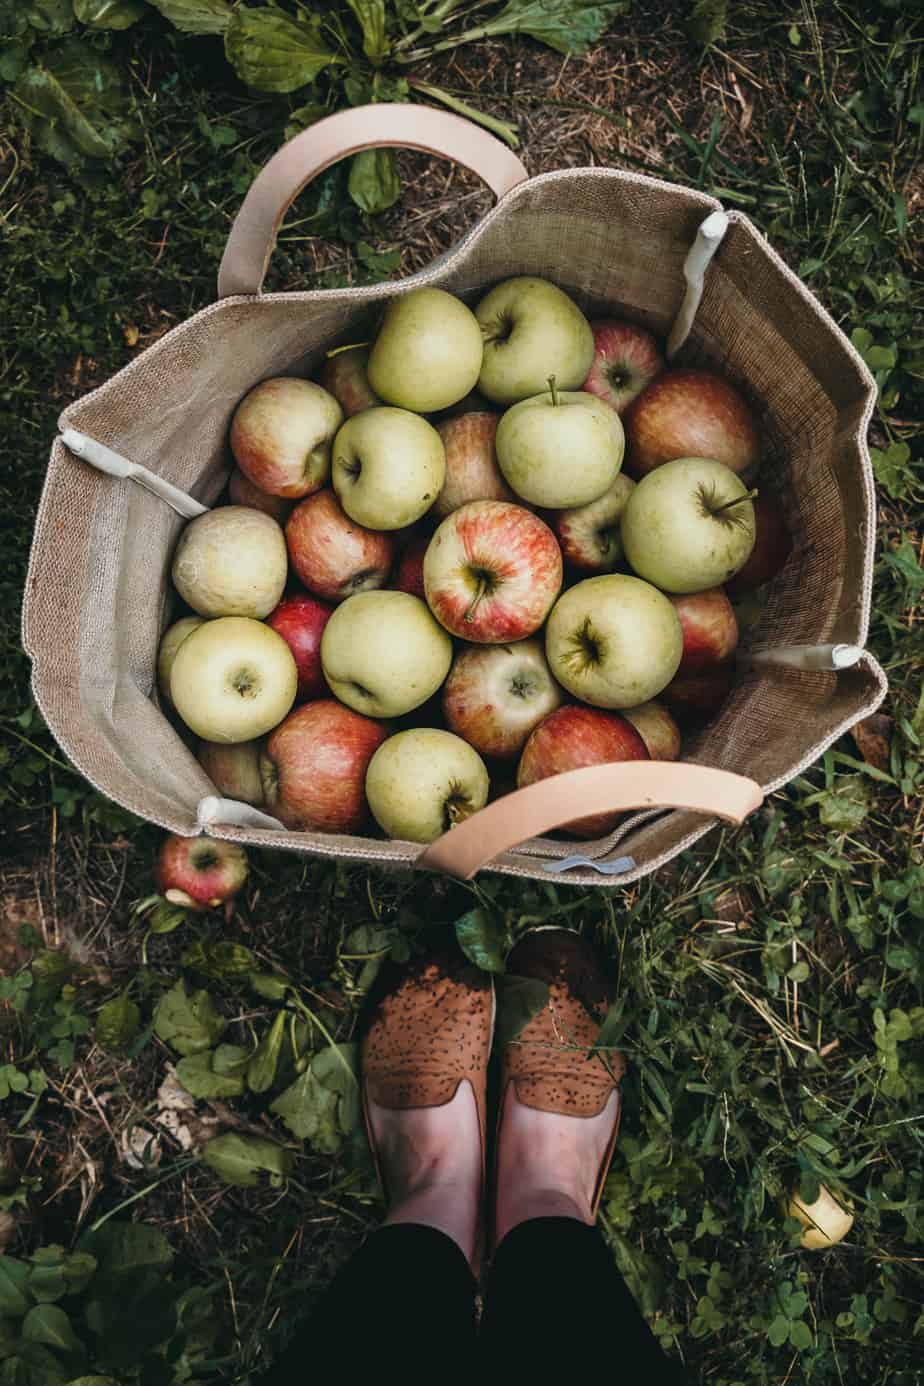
[496,927,625,1220]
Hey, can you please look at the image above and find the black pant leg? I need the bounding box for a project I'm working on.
[260,1225,477,1381]
[481,1217,693,1381]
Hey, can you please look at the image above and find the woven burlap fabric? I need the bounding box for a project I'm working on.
[23,168,886,886]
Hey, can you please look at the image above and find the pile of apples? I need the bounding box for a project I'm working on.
[158,277,791,844]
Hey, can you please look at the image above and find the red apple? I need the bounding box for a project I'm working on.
[661,663,735,728]
[267,592,333,701]
[317,346,381,416]
[285,490,394,602]
[443,639,563,759]
[582,320,665,415]
[434,413,513,519]
[197,739,265,806]
[517,705,649,838]
[423,501,562,644]
[670,588,738,674]
[622,700,681,760]
[725,492,792,594]
[394,535,429,600]
[228,467,294,523]
[230,377,343,498]
[260,700,387,833]
[156,834,248,911]
[552,474,636,573]
[624,368,760,477]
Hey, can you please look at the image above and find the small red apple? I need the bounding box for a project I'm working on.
[285,490,394,602]
[582,320,665,415]
[725,492,792,594]
[661,663,735,728]
[197,740,265,806]
[434,412,513,519]
[230,377,343,498]
[317,346,381,417]
[267,592,333,701]
[517,705,649,838]
[622,700,681,761]
[670,588,738,674]
[443,639,563,759]
[552,474,636,573]
[423,501,562,644]
[260,700,387,833]
[624,368,760,477]
[394,535,429,600]
[228,467,294,523]
[156,835,249,911]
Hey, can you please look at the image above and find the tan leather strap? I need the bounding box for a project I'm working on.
[417,763,763,880]
[218,104,529,299]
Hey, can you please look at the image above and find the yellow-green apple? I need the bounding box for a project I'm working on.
[171,506,288,619]
[670,587,738,673]
[517,705,649,838]
[285,490,394,602]
[620,457,756,593]
[368,288,483,413]
[394,535,429,599]
[260,700,386,832]
[786,1186,854,1250]
[332,407,445,530]
[582,320,665,414]
[661,663,735,728]
[230,377,343,498]
[442,639,563,759]
[552,474,636,573]
[157,616,205,706]
[365,728,489,843]
[424,501,562,643]
[624,368,759,477]
[545,574,682,708]
[622,700,681,760]
[495,381,624,508]
[156,834,248,911]
[170,617,297,742]
[321,590,452,718]
[197,739,265,806]
[475,277,594,404]
[726,491,792,594]
[228,467,294,522]
[318,345,381,416]
[267,592,332,701]
[434,412,513,519]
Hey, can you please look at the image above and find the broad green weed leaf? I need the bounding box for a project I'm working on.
[345,0,389,62]
[14,41,137,165]
[249,972,290,1002]
[270,1068,340,1149]
[181,939,256,980]
[348,149,401,215]
[144,0,232,32]
[476,0,626,56]
[247,1011,286,1093]
[94,994,140,1050]
[495,975,549,1046]
[21,1305,82,1357]
[454,908,506,973]
[28,1249,95,1304]
[153,981,225,1056]
[0,1260,32,1318]
[688,0,727,43]
[225,8,342,94]
[212,1043,250,1075]
[73,0,146,27]
[79,1223,172,1280]
[817,776,870,832]
[175,1051,245,1100]
[26,2,74,34]
[202,1133,292,1188]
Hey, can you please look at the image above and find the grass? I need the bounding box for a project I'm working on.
[1,1,923,1383]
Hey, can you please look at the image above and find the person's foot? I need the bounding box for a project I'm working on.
[361,950,494,1266]
[493,929,624,1248]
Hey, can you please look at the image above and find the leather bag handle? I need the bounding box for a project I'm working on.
[218,103,528,299]
[417,762,763,880]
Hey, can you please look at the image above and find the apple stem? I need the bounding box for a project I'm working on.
[547,374,559,408]
[325,341,370,358]
[446,797,474,826]
[464,576,488,623]
[712,487,758,516]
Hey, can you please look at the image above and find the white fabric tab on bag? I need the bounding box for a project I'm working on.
[745,643,864,672]
[60,428,209,519]
[197,795,286,833]
[667,210,729,359]
[543,854,637,876]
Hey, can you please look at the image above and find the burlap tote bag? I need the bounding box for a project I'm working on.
[23,105,888,886]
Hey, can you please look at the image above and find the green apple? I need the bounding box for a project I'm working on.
[365,728,489,843]
[157,616,205,706]
[620,457,757,593]
[170,617,297,743]
[475,277,595,405]
[332,407,446,530]
[171,506,288,619]
[368,288,483,413]
[321,590,452,718]
[545,575,683,708]
[495,382,624,508]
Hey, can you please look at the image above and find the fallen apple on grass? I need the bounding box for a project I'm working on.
[495,379,625,509]
[230,377,343,498]
[434,412,512,519]
[443,639,563,759]
[475,276,595,404]
[170,617,297,743]
[332,407,446,530]
[517,705,649,838]
[156,834,249,911]
[285,490,394,602]
[321,590,452,718]
[261,700,386,833]
[197,738,265,806]
[552,473,636,573]
[228,467,294,523]
[670,587,739,673]
[622,700,681,760]
[157,616,205,706]
[267,592,332,701]
[318,345,381,416]
[172,506,288,619]
[726,490,792,594]
[624,367,760,477]
[368,287,484,413]
[786,1186,854,1250]
[582,320,665,414]
[424,500,562,644]
[365,728,489,843]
